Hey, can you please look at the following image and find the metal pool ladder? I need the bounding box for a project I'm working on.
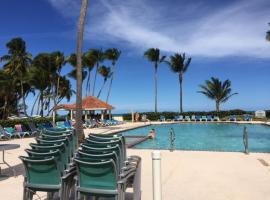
[170,127,176,152]
[243,126,249,154]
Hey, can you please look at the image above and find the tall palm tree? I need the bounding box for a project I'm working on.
[0,38,32,116]
[29,53,52,116]
[97,66,112,98]
[198,77,238,112]
[0,70,17,118]
[89,49,105,96]
[144,48,166,112]
[51,51,65,112]
[66,53,88,82]
[76,0,88,143]
[266,23,270,41]
[166,53,191,113]
[105,48,121,103]
[83,51,95,96]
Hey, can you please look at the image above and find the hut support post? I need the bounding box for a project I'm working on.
[109,110,112,120]
[101,110,104,120]
[70,110,73,120]
[84,110,88,121]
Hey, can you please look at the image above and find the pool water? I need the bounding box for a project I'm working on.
[122,123,270,152]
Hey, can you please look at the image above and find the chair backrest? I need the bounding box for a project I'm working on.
[25,149,64,172]
[81,144,123,165]
[76,151,120,174]
[20,156,61,187]
[74,158,117,191]
[30,143,69,167]
[88,135,126,159]
[4,127,15,134]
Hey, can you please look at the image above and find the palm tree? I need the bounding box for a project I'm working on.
[76,0,88,143]
[0,70,17,118]
[166,53,191,113]
[51,51,65,115]
[89,49,105,96]
[97,66,112,98]
[144,48,166,112]
[105,48,121,103]
[66,53,88,82]
[82,51,95,96]
[266,23,270,41]
[198,77,238,112]
[29,53,52,116]
[0,38,32,116]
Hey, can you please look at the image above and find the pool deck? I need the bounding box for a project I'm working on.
[0,121,270,199]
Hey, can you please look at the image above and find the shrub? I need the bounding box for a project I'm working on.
[0,116,66,128]
[122,110,253,121]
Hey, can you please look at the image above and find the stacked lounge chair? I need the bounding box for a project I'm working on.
[195,116,201,121]
[174,116,180,121]
[74,133,141,199]
[191,115,196,121]
[229,115,237,121]
[206,115,213,121]
[213,116,220,121]
[20,128,77,200]
[184,116,191,121]
[160,116,166,121]
[243,114,252,121]
[201,116,207,122]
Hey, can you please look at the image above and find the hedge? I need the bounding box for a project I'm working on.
[122,110,255,121]
[0,116,66,128]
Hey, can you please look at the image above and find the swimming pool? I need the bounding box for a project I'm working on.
[122,123,270,153]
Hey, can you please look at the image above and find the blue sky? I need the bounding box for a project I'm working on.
[0,0,270,113]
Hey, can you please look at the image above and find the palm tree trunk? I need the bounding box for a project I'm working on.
[40,91,44,117]
[36,96,40,115]
[20,80,28,116]
[76,0,88,143]
[3,96,8,118]
[16,93,19,116]
[85,69,91,97]
[216,101,220,112]
[55,76,60,115]
[154,63,158,113]
[97,80,106,98]
[106,63,115,103]
[92,62,99,96]
[31,92,40,116]
[179,74,183,113]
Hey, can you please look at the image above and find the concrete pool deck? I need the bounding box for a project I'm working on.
[0,122,270,199]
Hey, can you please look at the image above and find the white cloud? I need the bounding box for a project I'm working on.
[47,0,270,58]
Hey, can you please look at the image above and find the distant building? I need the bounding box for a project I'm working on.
[255,110,266,118]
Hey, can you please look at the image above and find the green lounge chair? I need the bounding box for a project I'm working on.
[20,156,75,200]
[74,158,136,200]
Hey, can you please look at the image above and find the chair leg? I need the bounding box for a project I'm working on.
[23,187,27,200]
[28,191,34,200]
[47,192,53,200]
[74,189,79,200]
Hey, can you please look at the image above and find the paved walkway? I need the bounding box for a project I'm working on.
[0,122,269,199]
